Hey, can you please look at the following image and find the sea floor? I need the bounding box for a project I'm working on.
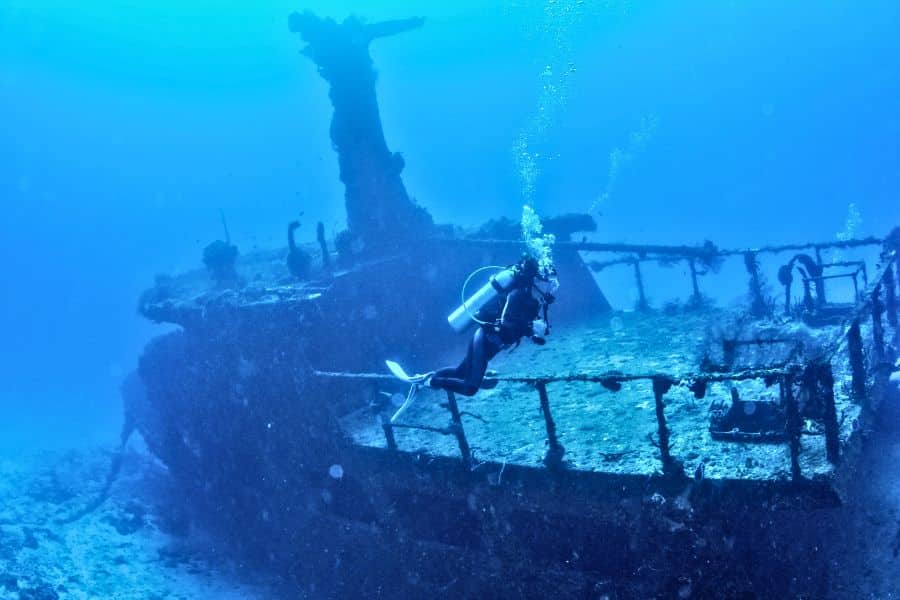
[0,444,273,600]
[342,310,867,482]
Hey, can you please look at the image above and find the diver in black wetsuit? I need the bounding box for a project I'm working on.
[427,256,559,397]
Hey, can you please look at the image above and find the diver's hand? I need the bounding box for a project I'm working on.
[531,335,547,346]
[531,319,549,336]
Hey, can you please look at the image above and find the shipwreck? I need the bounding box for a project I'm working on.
[130,13,900,598]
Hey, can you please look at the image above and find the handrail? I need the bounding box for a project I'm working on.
[442,235,884,259]
[315,239,898,482]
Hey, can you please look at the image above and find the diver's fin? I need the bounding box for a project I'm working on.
[385,360,430,384]
[390,384,420,424]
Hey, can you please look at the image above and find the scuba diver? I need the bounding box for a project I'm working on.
[424,255,559,397]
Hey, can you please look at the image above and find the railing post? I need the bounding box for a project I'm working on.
[847,319,867,403]
[872,284,885,361]
[782,373,803,482]
[744,251,768,317]
[633,259,649,312]
[444,391,471,467]
[535,381,565,468]
[651,377,681,476]
[802,278,815,313]
[820,363,840,464]
[688,258,702,306]
[380,414,398,450]
[781,268,793,317]
[814,247,827,307]
[884,261,897,327]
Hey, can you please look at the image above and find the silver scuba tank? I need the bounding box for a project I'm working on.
[447,267,517,332]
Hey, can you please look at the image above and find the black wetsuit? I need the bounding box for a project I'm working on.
[430,285,545,397]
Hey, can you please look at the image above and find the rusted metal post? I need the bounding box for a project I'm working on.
[814,247,827,307]
[651,377,681,476]
[688,259,702,306]
[782,374,803,482]
[782,276,793,316]
[884,261,897,327]
[872,284,885,361]
[633,259,649,311]
[444,391,471,467]
[820,363,840,464]
[802,279,815,313]
[535,381,565,467]
[744,251,767,317]
[380,414,398,450]
[847,319,867,402]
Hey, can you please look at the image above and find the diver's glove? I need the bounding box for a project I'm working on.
[531,335,547,346]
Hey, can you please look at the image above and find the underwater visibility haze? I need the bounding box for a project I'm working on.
[1,0,900,598]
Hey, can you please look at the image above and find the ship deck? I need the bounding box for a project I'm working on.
[340,310,875,485]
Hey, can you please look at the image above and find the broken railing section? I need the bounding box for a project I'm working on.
[581,236,884,316]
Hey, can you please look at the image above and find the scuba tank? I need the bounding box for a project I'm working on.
[447,266,518,332]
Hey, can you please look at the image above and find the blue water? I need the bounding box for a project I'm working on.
[1,0,898,459]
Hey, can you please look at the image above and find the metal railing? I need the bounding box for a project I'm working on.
[314,239,898,481]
